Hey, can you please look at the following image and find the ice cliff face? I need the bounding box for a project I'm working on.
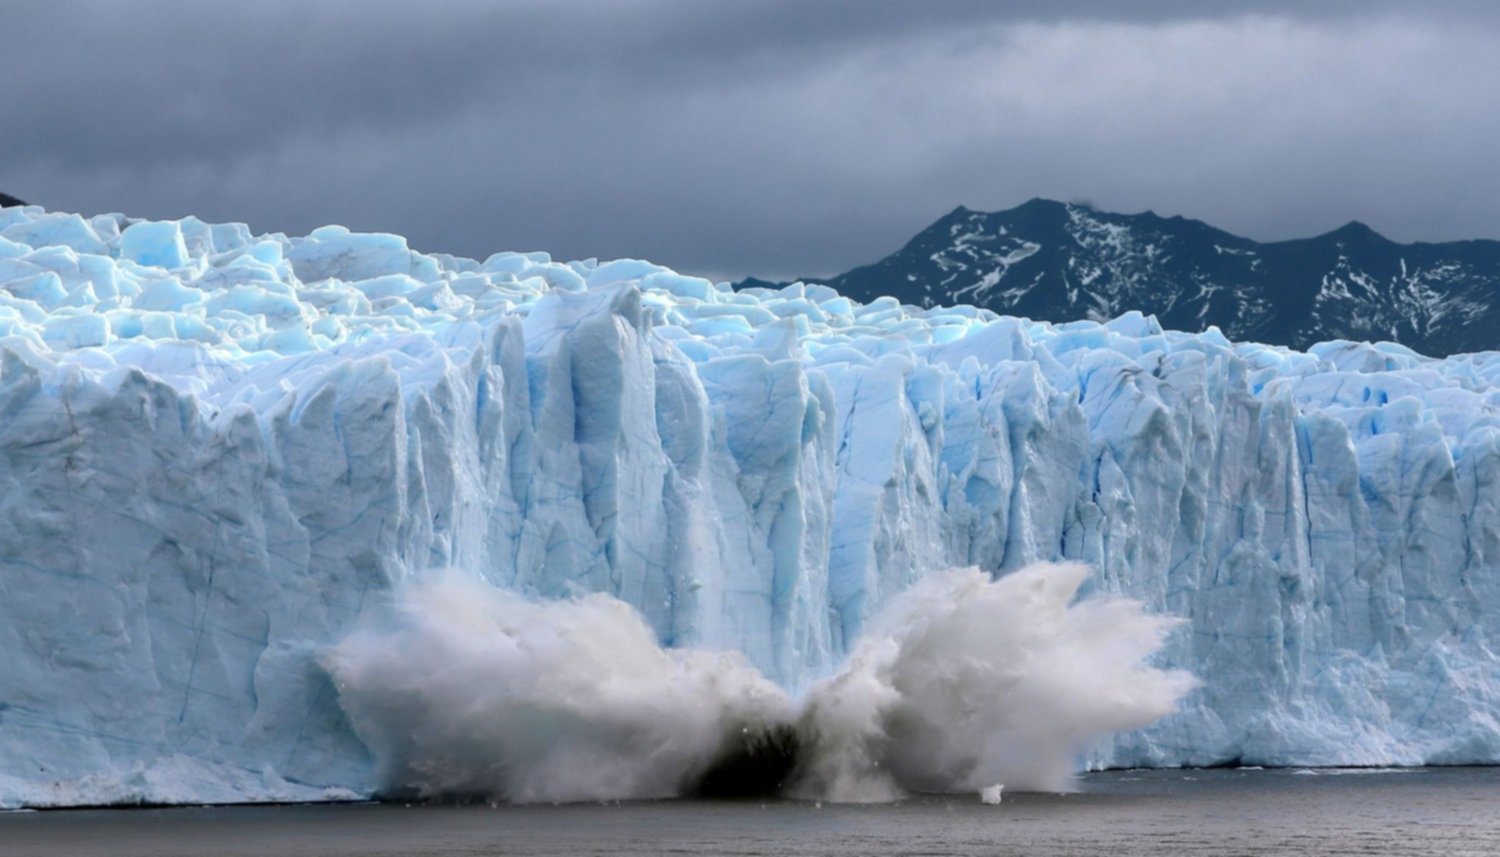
[1,204,1498,807]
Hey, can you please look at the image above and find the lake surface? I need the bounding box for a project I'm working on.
[4,767,1498,856]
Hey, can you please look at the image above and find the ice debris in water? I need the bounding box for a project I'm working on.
[1,203,1499,808]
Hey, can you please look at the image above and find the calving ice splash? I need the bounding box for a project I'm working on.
[323,564,1193,803]
[0,205,1498,808]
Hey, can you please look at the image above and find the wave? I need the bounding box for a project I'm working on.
[321,564,1195,803]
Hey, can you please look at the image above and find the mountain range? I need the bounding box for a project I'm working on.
[741,199,1500,357]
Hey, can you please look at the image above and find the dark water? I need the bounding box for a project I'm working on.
[4,768,1498,856]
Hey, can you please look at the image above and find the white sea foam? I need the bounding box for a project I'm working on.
[323,564,1195,803]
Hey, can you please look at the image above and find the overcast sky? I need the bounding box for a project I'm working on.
[6,1,1500,280]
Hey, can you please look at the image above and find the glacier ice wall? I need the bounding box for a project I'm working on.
[1,205,1498,806]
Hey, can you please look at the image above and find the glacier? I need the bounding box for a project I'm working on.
[0,204,1498,807]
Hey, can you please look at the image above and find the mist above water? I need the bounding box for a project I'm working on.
[794,564,1197,799]
[322,564,1195,804]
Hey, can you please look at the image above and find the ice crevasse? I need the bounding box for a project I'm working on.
[0,205,1498,807]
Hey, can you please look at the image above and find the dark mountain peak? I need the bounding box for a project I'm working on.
[0,192,26,208]
[1135,210,1217,235]
[1323,220,1387,243]
[736,276,787,292]
[988,197,1072,230]
[931,199,1084,234]
[930,204,977,228]
[1014,197,1069,214]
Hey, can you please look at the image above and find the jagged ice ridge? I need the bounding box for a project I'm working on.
[1,205,1498,807]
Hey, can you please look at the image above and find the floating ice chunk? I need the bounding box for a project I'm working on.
[289,227,437,283]
[42,313,110,349]
[1,212,108,256]
[120,220,189,269]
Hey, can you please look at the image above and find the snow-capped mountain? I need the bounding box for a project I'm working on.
[756,199,1500,357]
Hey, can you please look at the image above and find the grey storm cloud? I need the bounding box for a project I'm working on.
[6,0,1500,281]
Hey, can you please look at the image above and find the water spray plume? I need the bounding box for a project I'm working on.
[323,564,1196,803]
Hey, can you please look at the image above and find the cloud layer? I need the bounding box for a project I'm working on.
[8,1,1500,279]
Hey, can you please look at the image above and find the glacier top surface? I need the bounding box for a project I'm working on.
[2,205,1499,446]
